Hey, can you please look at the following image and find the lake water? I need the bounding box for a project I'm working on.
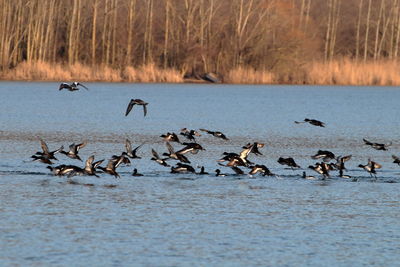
[0,82,399,266]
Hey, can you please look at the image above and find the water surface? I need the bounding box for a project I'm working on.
[0,82,399,266]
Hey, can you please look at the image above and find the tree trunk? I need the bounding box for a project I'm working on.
[356,0,364,61]
[364,0,372,61]
[126,0,136,66]
[163,0,170,69]
[92,0,98,66]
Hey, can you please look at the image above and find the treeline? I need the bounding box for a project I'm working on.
[2,0,400,80]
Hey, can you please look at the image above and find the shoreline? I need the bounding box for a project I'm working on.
[2,59,400,86]
[0,79,395,87]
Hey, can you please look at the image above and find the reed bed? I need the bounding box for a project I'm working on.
[225,67,275,84]
[122,64,184,83]
[305,59,400,86]
[2,59,400,85]
[0,61,184,83]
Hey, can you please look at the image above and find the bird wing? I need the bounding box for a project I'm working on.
[76,141,86,151]
[53,145,64,154]
[240,145,253,159]
[311,150,325,159]
[363,138,372,145]
[220,133,229,140]
[311,119,325,126]
[77,83,89,90]
[143,104,147,117]
[342,155,352,162]
[93,159,104,168]
[172,133,180,142]
[151,149,160,159]
[166,142,174,154]
[177,153,190,163]
[392,155,400,161]
[114,156,126,168]
[59,83,69,90]
[69,143,76,153]
[373,162,382,169]
[125,100,135,116]
[288,158,296,166]
[40,139,49,154]
[260,165,270,172]
[133,143,144,154]
[85,155,94,169]
[125,139,132,152]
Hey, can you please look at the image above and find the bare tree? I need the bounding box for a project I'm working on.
[126,0,136,66]
[92,0,99,65]
[364,0,372,61]
[356,0,364,61]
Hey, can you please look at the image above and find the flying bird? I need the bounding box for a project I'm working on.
[242,142,264,156]
[311,150,335,162]
[97,157,125,178]
[308,162,330,179]
[160,132,181,143]
[163,142,191,163]
[249,165,274,176]
[31,155,54,165]
[125,99,148,117]
[33,139,63,161]
[125,139,143,159]
[60,141,87,161]
[335,155,352,178]
[218,144,254,167]
[84,155,104,177]
[295,118,325,127]
[111,152,131,166]
[151,149,170,167]
[47,164,82,176]
[180,128,201,142]
[170,163,196,173]
[200,128,229,140]
[363,138,391,151]
[277,157,300,169]
[59,82,89,91]
[176,142,205,155]
[358,159,382,178]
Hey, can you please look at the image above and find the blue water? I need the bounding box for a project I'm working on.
[0,82,400,266]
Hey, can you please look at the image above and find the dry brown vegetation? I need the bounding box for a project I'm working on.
[2,0,400,84]
[306,59,400,85]
[0,61,184,83]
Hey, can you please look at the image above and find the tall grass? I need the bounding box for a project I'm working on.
[225,67,275,84]
[2,59,400,85]
[122,63,184,83]
[0,61,184,83]
[305,58,400,85]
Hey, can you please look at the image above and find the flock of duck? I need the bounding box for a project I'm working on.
[30,82,399,181]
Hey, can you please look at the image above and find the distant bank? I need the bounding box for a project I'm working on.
[1,59,400,85]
